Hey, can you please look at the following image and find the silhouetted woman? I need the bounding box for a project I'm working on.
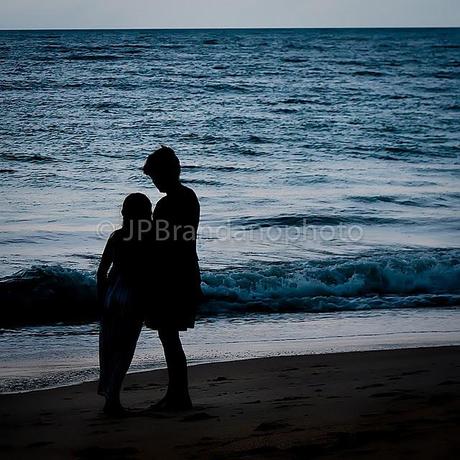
[97,193,152,415]
[143,146,203,410]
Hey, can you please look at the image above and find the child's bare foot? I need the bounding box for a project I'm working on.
[148,394,192,412]
[103,400,127,417]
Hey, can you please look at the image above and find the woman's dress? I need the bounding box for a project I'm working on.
[98,232,146,399]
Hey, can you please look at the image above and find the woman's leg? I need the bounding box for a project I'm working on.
[100,313,142,414]
[98,313,117,400]
[158,328,192,409]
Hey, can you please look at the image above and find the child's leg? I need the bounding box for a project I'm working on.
[158,328,192,409]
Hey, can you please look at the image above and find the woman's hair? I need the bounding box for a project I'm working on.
[121,193,152,222]
[143,145,181,179]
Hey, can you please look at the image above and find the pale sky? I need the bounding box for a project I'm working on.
[1,0,459,30]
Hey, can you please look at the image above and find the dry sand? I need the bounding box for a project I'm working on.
[1,346,459,459]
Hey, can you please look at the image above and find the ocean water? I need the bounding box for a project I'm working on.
[1,28,459,391]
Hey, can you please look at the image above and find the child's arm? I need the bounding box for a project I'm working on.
[97,234,115,308]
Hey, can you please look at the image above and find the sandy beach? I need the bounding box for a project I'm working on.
[1,346,459,459]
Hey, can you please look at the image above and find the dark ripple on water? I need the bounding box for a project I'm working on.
[1,153,55,163]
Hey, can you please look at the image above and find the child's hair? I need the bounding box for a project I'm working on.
[143,145,181,179]
[121,193,152,224]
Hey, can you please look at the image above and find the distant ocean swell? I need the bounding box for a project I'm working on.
[1,250,459,327]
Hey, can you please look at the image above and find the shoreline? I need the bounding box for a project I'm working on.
[1,343,459,396]
[1,346,459,459]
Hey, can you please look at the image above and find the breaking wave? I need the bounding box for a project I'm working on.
[1,250,459,327]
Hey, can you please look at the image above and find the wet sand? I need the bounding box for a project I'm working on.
[1,346,459,459]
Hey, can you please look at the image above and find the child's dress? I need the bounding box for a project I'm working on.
[98,231,146,400]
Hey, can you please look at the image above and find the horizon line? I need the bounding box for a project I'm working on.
[1,25,459,32]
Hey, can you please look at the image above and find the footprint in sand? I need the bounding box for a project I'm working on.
[370,391,401,398]
[27,441,54,448]
[255,420,291,432]
[181,412,219,422]
[438,380,460,386]
[272,396,310,402]
[208,376,229,382]
[75,446,138,459]
[32,420,53,426]
[428,392,457,404]
[401,370,428,376]
[356,383,385,390]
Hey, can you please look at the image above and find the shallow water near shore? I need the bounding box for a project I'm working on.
[1,307,459,393]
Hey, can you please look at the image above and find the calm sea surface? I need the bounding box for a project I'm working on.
[1,28,459,391]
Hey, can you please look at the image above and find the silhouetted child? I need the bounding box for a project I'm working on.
[143,146,203,410]
[97,193,152,415]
